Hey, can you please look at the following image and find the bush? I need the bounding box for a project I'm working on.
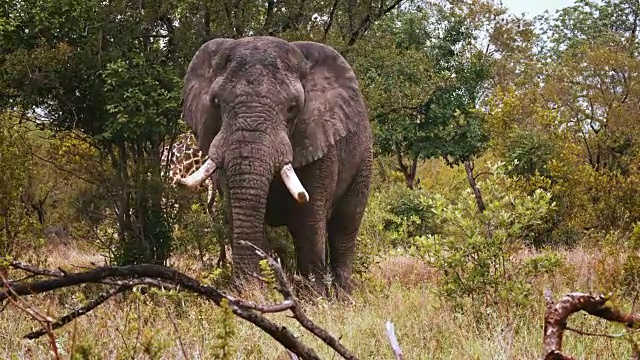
[504,129,557,179]
[380,184,441,247]
[409,162,560,313]
[170,190,226,266]
[355,182,440,275]
[0,113,43,255]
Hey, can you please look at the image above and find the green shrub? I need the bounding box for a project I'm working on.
[410,162,560,313]
[0,113,43,255]
[355,182,440,275]
[504,129,557,179]
[172,202,218,258]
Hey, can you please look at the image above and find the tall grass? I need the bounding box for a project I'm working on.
[1,242,636,359]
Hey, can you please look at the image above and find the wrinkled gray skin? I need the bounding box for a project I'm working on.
[182,36,372,294]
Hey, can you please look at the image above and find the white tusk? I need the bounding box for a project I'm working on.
[280,164,309,203]
[177,158,217,189]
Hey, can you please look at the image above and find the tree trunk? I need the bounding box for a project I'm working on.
[395,145,419,190]
[108,140,172,266]
[464,160,485,213]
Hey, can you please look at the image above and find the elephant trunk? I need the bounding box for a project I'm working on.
[224,136,275,276]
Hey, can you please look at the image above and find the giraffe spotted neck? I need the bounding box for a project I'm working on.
[160,132,230,266]
[161,132,210,189]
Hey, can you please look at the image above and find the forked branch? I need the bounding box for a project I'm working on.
[543,290,640,360]
[240,241,359,360]
[0,246,358,360]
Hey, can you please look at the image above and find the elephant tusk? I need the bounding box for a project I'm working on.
[177,158,217,189]
[280,164,309,203]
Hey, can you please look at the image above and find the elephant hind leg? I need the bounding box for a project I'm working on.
[327,161,372,296]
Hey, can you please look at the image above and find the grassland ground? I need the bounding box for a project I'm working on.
[1,240,638,360]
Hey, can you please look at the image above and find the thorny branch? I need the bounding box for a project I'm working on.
[0,245,359,360]
[543,290,640,360]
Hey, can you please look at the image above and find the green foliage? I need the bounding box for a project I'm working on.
[352,2,494,187]
[265,226,296,272]
[102,55,182,142]
[521,251,565,277]
[171,202,219,259]
[0,112,43,254]
[378,184,440,248]
[0,0,189,265]
[259,259,281,302]
[140,327,170,360]
[619,223,640,295]
[212,298,237,360]
[355,181,439,274]
[410,163,559,312]
[544,0,640,53]
[504,129,557,178]
[70,336,101,360]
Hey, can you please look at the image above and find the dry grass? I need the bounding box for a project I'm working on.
[1,243,638,359]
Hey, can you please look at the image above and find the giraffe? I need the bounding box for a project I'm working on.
[160,132,229,266]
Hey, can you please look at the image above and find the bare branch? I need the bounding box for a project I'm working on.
[24,285,132,340]
[323,0,340,41]
[346,0,404,46]
[1,273,61,359]
[464,160,485,213]
[385,321,404,360]
[543,290,640,360]
[2,251,357,360]
[565,326,625,339]
[161,297,190,360]
[241,241,360,360]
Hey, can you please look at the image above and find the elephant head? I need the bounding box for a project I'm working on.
[177,36,363,276]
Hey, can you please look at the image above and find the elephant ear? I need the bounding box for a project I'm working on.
[290,41,368,168]
[183,38,234,154]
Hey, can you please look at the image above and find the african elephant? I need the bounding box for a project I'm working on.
[177,36,373,294]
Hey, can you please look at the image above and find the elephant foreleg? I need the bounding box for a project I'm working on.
[287,213,328,295]
[327,161,372,296]
[285,179,334,295]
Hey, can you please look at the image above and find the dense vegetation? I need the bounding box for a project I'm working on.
[3,0,640,358]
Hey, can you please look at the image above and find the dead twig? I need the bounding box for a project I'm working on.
[565,326,626,339]
[241,240,360,360]
[1,245,359,360]
[1,272,61,360]
[161,297,190,360]
[543,290,640,360]
[23,285,132,339]
[385,321,404,360]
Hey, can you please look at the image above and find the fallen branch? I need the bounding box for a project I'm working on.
[24,285,131,339]
[242,241,360,360]
[385,321,404,360]
[543,290,640,360]
[0,245,359,360]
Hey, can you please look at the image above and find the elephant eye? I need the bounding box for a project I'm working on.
[287,103,299,118]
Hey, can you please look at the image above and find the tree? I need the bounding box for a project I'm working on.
[1,0,185,264]
[539,0,640,174]
[482,0,640,239]
[354,1,495,190]
[0,0,408,264]
[0,111,42,254]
